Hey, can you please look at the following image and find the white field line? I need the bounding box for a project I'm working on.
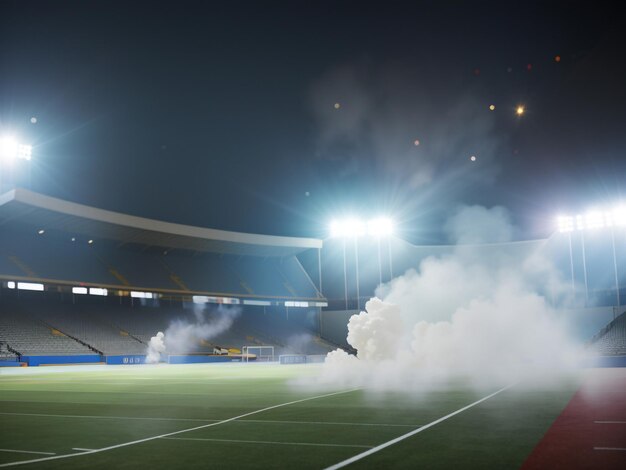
[71,449,95,452]
[162,437,372,449]
[0,450,55,456]
[594,421,626,424]
[0,412,418,427]
[240,419,420,428]
[0,389,295,397]
[593,447,626,451]
[0,388,359,468]
[0,412,219,422]
[324,384,515,470]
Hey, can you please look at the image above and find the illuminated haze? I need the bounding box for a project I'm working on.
[146,305,240,363]
[316,206,582,391]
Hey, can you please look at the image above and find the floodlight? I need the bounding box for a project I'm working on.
[0,136,32,161]
[611,206,626,227]
[0,137,18,161]
[17,144,32,160]
[584,211,605,230]
[557,216,574,233]
[367,217,394,237]
[330,218,366,238]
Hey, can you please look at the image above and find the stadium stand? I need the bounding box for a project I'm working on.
[0,189,333,362]
[591,310,626,356]
[0,295,334,357]
[0,306,94,356]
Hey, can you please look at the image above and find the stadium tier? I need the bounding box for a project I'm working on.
[0,188,325,302]
[591,311,626,356]
[0,296,334,360]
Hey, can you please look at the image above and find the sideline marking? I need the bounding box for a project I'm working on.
[324,384,515,470]
[71,448,95,452]
[0,450,55,456]
[0,412,218,422]
[162,437,372,449]
[0,388,359,468]
[593,447,626,451]
[0,412,418,427]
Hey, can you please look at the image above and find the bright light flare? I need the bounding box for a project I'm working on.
[330,219,366,238]
[367,217,394,237]
[0,136,32,161]
[0,137,18,161]
[330,217,394,238]
[557,205,626,232]
[516,106,525,116]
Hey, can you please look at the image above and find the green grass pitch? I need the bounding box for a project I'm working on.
[0,363,578,469]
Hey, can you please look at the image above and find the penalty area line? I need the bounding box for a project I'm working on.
[0,387,360,468]
[324,383,516,470]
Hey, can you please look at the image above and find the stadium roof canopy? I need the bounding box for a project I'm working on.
[0,188,322,257]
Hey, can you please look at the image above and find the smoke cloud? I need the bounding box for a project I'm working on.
[145,305,240,363]
[316,205,583,391]
[146,331,165,364]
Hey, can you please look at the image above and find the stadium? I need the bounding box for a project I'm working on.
[2,2,626,469]
[1,187,625,469]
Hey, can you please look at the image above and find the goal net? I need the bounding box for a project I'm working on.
[241,345,275,363]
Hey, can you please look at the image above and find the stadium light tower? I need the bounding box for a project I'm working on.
[329,216,395,311]
[557,206,626,308]
[367,217,394,285]
[0,136,33,192]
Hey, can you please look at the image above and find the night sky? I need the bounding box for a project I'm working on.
[1,1,625,243]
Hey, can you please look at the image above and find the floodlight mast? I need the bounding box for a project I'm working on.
[557,206,625,308]
[329,217,395,311]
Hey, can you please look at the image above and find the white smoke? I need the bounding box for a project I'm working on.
[316,206,583,391]
[145,331,166,364]
[145,305,240,361]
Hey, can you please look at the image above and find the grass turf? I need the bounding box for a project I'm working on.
[0,363,579,469]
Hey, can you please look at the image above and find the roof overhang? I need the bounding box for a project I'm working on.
[0,189,323,257]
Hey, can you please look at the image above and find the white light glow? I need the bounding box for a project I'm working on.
[0,137,18,161]
[17,282,44,291]
[367,217,394,237]
[558,204,626,232]
[89,287,107,296]
[331,217,395,238]
[72,287,88,295]
[17,144,32,160]
[7,281,16,289]
[557,216,574,233]
[584,211,605,230]
[330,218,366,238]
[285,301,309,308]
[0,137,32,161]
[131,291,154,299]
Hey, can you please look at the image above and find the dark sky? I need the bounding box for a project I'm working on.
[1,1,625,243]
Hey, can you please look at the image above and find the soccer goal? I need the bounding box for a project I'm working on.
[241,345,275,363]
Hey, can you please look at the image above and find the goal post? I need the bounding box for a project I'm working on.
[241,345,275,363]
